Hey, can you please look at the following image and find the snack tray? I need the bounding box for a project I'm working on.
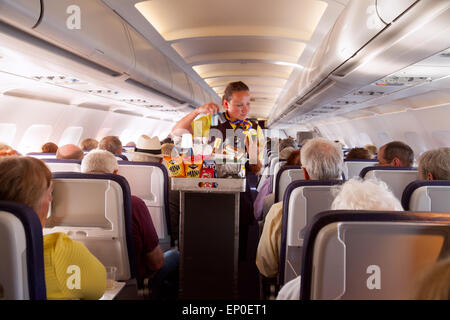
[171,177,246,193]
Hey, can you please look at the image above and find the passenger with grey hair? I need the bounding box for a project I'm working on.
[256,137,343,279]
[81,149,119,174]
[277,177,403,300]
[81,150,179,300]
[300,137,343,180]
[418,147,450,180]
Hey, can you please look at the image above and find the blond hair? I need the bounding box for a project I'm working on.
[0,156,52,215]
[80,138,99,151]
[413,257,450,300]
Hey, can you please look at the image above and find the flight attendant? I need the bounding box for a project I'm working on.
[171,81,265,170]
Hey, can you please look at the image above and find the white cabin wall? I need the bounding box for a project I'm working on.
[0,94,172,153]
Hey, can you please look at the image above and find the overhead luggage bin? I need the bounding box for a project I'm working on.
[34,0,135,75]
[0,0,41,29]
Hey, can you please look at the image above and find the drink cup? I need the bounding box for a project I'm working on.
[106,266,117,289]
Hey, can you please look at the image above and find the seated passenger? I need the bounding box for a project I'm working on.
[255,149,301,222]
[279,146,295,160]
[346,147,371,160]
[377,141,414,167]
[364,144,378,159]
[125,141,136,149]
[99,136,128,160]
[81,150,179,300]
[0,156,106,299]
[41,142,58,153]
[412,256,450,300]
[418,147,450,180]
[284,149,301,168]
[79,138,98,151]
[56,144,84,160]
[256,137,342,279]
[277,177,403,300]
[0,142,19,156]
[131,135,163,163]
[132,135,180,248]
[279,137,297,155]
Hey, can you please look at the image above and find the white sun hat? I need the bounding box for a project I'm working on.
[133,135,163,158]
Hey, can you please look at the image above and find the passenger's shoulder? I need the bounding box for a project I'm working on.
[131,195,146,207]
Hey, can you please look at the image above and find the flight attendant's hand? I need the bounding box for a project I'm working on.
[195,102,221,115]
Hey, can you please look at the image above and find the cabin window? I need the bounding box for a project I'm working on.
[431,130,450,148]
[18,124,52,154]
[96,128,112,141]
[348,136,359,148]
[404,131,426,157]
[0,123,17,146]
[376,132,392,146]
[120,129,136,145]
[359,133,373,146]
[58,126,83,146]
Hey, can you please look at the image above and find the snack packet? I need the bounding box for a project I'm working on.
[200,159,217,188]
[164,156,185,177]
[184,156,203,178]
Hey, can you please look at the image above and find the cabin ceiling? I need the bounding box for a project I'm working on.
[102,0,348,120]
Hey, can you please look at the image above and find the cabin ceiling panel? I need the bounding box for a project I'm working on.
[193,63,294,80]
[171,38,306,64]
[205,77,287,89]
[135,0,328,41]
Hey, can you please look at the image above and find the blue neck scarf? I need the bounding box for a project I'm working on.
[224,111,253,131]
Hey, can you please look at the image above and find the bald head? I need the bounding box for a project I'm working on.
[56,144,84,160]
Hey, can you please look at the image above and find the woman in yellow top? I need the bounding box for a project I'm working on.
[0,156,106,300]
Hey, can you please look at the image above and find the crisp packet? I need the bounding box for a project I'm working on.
[184,156,203,178]
[164,156,185,177]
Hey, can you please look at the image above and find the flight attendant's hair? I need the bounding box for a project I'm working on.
[222,81,250,103]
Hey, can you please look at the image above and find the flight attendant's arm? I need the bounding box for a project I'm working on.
[171,102,220,136]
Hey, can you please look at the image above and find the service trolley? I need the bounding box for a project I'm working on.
[171,177,246,299]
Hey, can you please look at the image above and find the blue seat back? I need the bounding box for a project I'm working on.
[47,173,137,281]
[42,159,81,172]
[360,166,419,201]
[300,210,450,300]
[272,160,287,194]
[279,180,344,284]
[26,152,57,159]
[274,165,304,203]
[0,201,46,300]
[117,161,171,250]
[343,159,378,179]
[402,180,450,211]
